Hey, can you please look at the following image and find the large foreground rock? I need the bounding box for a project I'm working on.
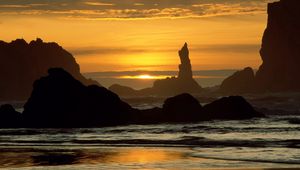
[22,68,135,127]
[0,38,98,101]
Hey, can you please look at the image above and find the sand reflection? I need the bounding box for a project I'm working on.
[96,148,183,164]
[0,147,185,168]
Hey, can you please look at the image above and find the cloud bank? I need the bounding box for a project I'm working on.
[68,44,260,56]
[0,0,277,19]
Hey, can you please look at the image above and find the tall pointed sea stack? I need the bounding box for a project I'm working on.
[178,42,193,80]
[152,43,202,95]
[109,43,202,96]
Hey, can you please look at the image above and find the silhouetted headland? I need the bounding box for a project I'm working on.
[220,0,300,94]
[219,67,255,94]
[0,38,98,101]
[0,68,263,128]
[109,43,202,97]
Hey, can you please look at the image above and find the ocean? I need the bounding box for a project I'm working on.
[83,70,238,89]
[0,101,300,169]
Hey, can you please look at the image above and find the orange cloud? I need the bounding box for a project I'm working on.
[0,0,277,20]
[84,2,115,6]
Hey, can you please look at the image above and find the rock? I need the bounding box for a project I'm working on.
[152,43,202,95]
[0,38,99,101]
[162,93,203,122]
[178,43,193,80]
[109,84,140,96]
[202,96,264,120]
[255,0,300,92]
[6,68,263,127]
[138,94,263,123]
[0,104,22,127]
[288,118,300,125]
[220,67,255,94]
[109,43,202,97]
[22,68,135,127]
[219,0,300,94]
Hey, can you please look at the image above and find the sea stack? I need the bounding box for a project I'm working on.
[255,0,300,92]
[109,43,202,96]
[178,43,193,80]
[152,43,202,95]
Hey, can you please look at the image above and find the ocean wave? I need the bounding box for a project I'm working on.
[1,138,298,149]
[191,154,300,165]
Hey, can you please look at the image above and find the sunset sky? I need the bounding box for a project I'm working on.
[0,0,276,72]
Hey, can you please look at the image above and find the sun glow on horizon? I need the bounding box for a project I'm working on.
[137,74,154,79]
[120,74,170,80]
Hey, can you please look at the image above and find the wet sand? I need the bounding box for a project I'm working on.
[1,146,299,170]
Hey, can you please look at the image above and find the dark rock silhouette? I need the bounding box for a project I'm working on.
[109,84,140,96]
[0,104,22,127]
[1,68,262,127]
[136,94,262,124]
[202,96,264,120]
[109,43,202,96]
[0,38,99,101]
[162,93,203,122]
[220,0,300,93]
[22,68,135,127]
[178,43,193,80]
[220,67,255,94]
[152,43,202,95]
[255,0,300,92]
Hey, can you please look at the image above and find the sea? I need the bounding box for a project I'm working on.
[0,101,300,169]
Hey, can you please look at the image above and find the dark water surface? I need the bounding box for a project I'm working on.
[0,115,300,169]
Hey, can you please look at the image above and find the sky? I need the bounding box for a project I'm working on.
[0,0,277,72]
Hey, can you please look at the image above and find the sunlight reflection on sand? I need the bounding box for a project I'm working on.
[1,146,299,170]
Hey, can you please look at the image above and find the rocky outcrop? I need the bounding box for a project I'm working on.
[202,96,264,120]
[178,43,193,80]
[0,104,22,127]
[152,43,202,95]
[22,68,134,127]
[109,84,141,96]
[135,94,263,124]
[220,67,255,94]
[0,38,98,101]
[255,0,300,92]
[162,93,203,122]
[220,0,300,93]
[110,43,202,96]
[0,68,263,127]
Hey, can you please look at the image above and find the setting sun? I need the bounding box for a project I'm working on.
[119,74,169,80]
[137,75,154,79]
